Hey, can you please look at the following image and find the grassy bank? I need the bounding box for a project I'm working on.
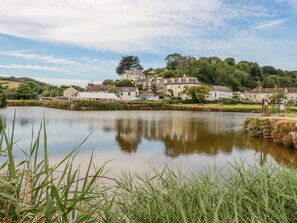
[245,116,297,149]
[8,99,297,113]
[7,100,171,110]
[1,120,297,222]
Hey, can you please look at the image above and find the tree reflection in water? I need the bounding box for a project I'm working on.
[113,114,297,167]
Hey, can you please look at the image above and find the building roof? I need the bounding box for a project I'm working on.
[135,78,151,83]
[76,92,120,100]
[85,84,114,92]
[164,77,199,85]
[245,87,297,94]
[120,70,143,75]
[116,87,137,92]
[211,86,232,92]
[64,86,79,92]
[138,91,154,98]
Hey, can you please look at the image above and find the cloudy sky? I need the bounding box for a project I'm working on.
[0,0,297,86]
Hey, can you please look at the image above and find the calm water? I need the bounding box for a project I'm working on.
[1,107,297,176]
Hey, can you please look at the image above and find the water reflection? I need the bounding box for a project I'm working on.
[112,117,237,157]
[1,107,297,171]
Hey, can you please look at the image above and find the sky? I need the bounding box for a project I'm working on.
[0,0,297,86]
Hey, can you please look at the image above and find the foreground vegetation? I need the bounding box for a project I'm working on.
[1,119,297,222]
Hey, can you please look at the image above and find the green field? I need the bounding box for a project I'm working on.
[0,80,20,89]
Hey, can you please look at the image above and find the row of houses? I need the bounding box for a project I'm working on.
[63,70,235,101]
[244,87,297,102]
[64,83,233,101]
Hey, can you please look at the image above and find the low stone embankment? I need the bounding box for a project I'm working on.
[245,116,297,149]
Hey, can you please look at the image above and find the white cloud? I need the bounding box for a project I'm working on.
[0,64,65,72]
[253,19,287,29]
[0,0,269,53]
[34,77,91,87]
[0,50,78,64]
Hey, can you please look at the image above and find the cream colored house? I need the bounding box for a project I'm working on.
[165,76,199,99]
[207,86,233,101]
[63,86,78,98]
[119,70,145,81]
[116,87,139,100]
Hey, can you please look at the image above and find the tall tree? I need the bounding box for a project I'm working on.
[116,55,143,75]
[165,53,182,70]
[186,85,211,102]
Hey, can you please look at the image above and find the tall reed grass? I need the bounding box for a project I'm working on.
[1,116,297,222]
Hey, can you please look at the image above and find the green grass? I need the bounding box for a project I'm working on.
[2,116,297,222]
[0,81,20,89]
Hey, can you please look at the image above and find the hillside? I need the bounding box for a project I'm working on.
[0,76,48,89]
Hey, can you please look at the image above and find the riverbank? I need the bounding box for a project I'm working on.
[3,99,271,113]
[245,116,297,149]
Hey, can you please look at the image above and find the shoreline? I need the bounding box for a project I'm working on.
[245,116,297,149]
[6,99,266,113]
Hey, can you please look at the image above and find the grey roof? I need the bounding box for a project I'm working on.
[245,87,297,94]
[138,91,154,98]
[85,84,114,92]
[211,86,232,92]
[164,77,199,85]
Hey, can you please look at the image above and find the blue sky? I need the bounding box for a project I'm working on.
[0,0,297,86]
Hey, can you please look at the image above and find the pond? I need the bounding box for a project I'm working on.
[1,107,297,176]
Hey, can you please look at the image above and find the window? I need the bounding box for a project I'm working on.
[121,92,123,96]
[128,92,131,96]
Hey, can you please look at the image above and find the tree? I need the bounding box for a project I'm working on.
[263,77,276,88]
[15,83,35,100]
[102,79,115,86]
[186,85,211,102]
[224,58,236,66]
[165,53,182,70]
[269,89,287,103]
[115,79,134,87]
[116,55,143,75]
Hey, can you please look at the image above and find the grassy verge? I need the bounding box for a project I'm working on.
[8,99,297,114]
[1,117,297,222]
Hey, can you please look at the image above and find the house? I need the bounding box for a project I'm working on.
[135,77,166,95]
[164,76,199,99]
[244,87,297,102]
[207,86,233,101]
[137,91,158,100]
[116,87,139,100]
[75,92,120,101]
[119,70,145,81]
[63,86,79,98]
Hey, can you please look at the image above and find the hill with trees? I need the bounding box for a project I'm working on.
[0,76,83,100]
[144,54,297,91]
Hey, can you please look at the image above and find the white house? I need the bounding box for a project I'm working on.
[75,92,120,101]
[63,86,79,98]
[119,70,145,81]
[207,86,233,101]
[116,87,139,100]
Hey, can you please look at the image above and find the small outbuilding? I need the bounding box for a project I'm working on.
[63,86,79,99]
[75,92,120,101]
